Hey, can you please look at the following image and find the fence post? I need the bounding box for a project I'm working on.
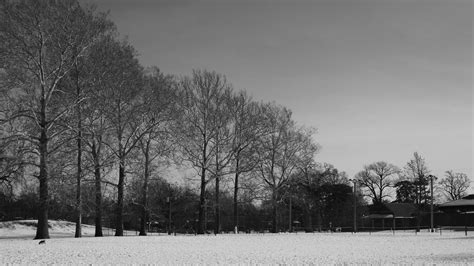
[465,213,468,237]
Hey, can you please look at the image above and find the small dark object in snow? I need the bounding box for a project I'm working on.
[38,240,46,245]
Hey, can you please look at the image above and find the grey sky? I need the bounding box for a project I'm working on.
[91,0,472,183]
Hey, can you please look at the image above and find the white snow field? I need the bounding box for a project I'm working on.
[0,220,132,239]
[1,221,473,264]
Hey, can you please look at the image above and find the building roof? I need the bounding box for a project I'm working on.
[364,214,394,219]
[384,203,418,218]
[439,194,474,213]
[440,199,474,207]
[366,203,417,218]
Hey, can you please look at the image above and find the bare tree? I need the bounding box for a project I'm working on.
[228,93,267,232]
[404,152,430,204]
[208,88,234,234]
[73,62,113,237]
[256,103,318,233]
[175,70,232,234]
[83,110,111,237]
[136,68,177,236]
[93,37,150,236]
[60,30,115,238]
[0,0,112,239]
[355,161,399,204]
[69,31,162,237]
[439,171,470,200]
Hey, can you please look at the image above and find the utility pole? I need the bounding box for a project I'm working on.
[428,175,436,232]
[167,196,171,235]
[349,179,357,233]
[289,196,292,232]
[353,181,357,233]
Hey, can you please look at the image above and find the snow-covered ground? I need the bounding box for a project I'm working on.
[0,220,134,239]
[1,221,473,264]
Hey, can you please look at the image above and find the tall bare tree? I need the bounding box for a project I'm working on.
[439,171,470,200]
[135,68,177,236]
[83,107,111,237]
[68,35,118,237]
[0,0,112,239]
[404,152,430,204]
[228,93,267,232]
[175,70,232,234]
[355,161,399,204]
[256,103,317,233]
[60,30,115,238]
[208,88,234,234]
[94,37,148,236]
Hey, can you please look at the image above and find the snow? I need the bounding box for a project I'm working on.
[1,221,473,264]
[0,220,133,239]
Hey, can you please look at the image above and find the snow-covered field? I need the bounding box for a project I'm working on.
[1,221,473,264]
[0,220,132,239]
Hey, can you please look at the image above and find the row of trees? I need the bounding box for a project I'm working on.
[0,0,319,238]
[355,152,471,205]
[0,1,470,239]
[1,163,355,234]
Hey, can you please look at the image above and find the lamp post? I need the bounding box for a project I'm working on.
[289,195,292,232]
[166,196,171,235]
[348,179,358,233]
[428,174,436,232]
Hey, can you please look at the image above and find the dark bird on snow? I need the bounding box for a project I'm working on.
[38,240,46,245]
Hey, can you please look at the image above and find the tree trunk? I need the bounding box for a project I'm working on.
[272,190,278,233]
[139,140,150,236]
[315,203,322,232]
[36,166,49,239]
[416,182,421,205]
[35,100,49,240]
[233,158,240,233]
[198,166,206,234]
[115,158,125,236]
[74,64,82,238]
[94,152,103,237]
[198,139,208,235]
[75,129,82,238]
[75,98,82,238]
[214,149,220,235]
[304,206,313,232]
[378,177,383,204]
[214,175,220,234]
[91,141,103,237]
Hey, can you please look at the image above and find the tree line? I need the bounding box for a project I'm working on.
[355,152,471,206]
[0,0,320,238]
[0,1,470,239]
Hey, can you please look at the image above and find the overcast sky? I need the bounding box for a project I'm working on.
[90,0,472,184]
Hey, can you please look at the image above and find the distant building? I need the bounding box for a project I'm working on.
[439,194,474,213]
[438,194,474,228]
[363,203,418,230]
[361,195,474,231]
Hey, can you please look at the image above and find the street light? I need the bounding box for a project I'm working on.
[289,195,292,232]
[166,196,171,235]
[427,174,437,233]
[348,179,358,233]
